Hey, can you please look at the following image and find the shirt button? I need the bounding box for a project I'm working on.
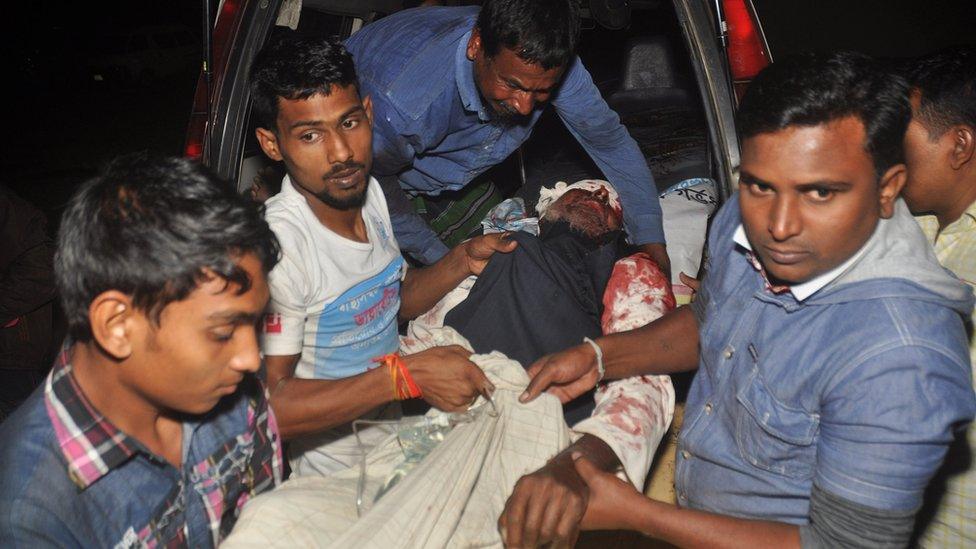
[723,346,734,359]
[704,403,713,414]
[681,450,691,460]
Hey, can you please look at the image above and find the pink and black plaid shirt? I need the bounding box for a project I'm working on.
[36,347,283,547]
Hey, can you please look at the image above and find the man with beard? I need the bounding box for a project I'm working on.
[408,179,676,547]
[443,181,629,390]
[249,37,517,477]
[344,0,669,275]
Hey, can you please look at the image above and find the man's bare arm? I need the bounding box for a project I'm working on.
[599,304,700,379]
[266,346,492,440]
[574,456,801,549]
[617,496,799,549]
[265,354,392,440]
[637,242,671,285]
[522,305,700,403]
[500,435,620,548]
[399,244,472,321]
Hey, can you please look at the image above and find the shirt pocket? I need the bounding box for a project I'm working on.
[734,370,819,480]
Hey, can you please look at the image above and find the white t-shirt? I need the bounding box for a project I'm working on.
[261,175,405,476]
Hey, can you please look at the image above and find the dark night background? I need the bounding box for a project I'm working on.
[754,0,975,60]
[2,0,975,234]
[4,0,204,234]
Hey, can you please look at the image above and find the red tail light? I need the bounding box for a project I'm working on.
[184,118,206,159]
[722,0,770,100]
[184,71,208,159]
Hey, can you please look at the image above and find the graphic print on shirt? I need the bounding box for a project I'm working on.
[313,256,403,379]
[371,214,391,244]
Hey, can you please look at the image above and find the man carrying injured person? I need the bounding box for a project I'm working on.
[411,178,677,547]
[248,36,517,477]
[517,52,976,548]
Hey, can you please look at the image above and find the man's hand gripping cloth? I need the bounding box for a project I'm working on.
[222,325,571,549]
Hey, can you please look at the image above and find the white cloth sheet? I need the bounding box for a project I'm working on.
[224,326,571,548]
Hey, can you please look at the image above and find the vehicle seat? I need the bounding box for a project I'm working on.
[607,36,694,116]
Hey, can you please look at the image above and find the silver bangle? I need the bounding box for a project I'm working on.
[582,337,605,383]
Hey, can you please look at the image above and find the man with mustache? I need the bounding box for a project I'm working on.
[409,179,677,547]
[249,37,516,477]
[439,181,628,374]
[515,52,975,548]
[343,0,670,276]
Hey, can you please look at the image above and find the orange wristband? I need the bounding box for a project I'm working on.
[373,353,422,400]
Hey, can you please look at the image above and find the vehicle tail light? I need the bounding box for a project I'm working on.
[184,71,208,160]
[722,0,770,100]
[184,128,205,159]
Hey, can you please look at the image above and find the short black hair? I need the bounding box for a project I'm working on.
[908,46,976,138]
[56,153,280,342]
[249,36,359,131]
[738,51,911,177]
[476,0,580,70]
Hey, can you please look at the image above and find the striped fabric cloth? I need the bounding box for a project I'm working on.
[412,178,503,248]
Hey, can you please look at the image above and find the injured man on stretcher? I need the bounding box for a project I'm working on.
[227,180,678,548]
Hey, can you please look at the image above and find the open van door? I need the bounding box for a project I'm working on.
[184,0,406,191]
[185,0,280,179]
[671,0,770,200]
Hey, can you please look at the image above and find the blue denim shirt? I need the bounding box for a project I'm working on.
[679,194,975,523]
[0,351,283,547]
[345,6,664,263]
